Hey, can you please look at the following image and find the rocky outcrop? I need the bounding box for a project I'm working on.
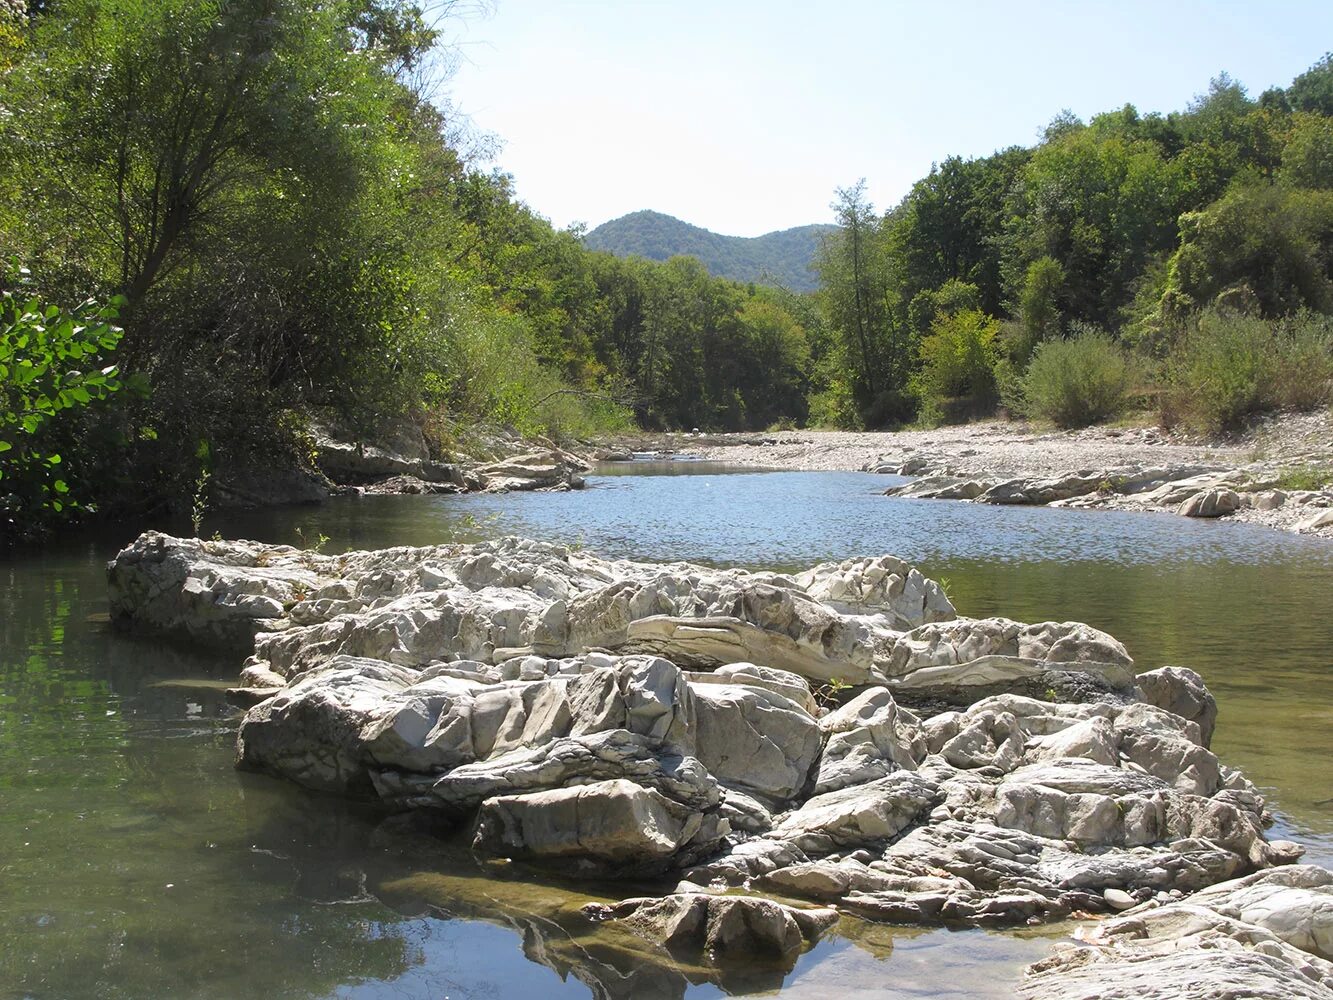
[310,419,588,495]
[582,892,838,961]
[107,532,1314,943]
[882,458,1333,536]
[1020,865,1333,999]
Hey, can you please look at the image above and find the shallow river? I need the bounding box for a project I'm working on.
[3,464,1331,999]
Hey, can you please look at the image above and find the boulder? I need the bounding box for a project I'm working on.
[475,449,588,492]
[1178,487,1241,518]
[815,687,924,793]
[472,778,725,871]
[1020,866,1333,1000]
[107,531,1310,938]
[583,893,837,960]
[1135,665,1218,747]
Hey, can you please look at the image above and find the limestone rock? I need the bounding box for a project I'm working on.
[1021,866,1333,1000]
[583,892,838,960]
[472,778,724,871]
[1135,665,1219,747]
[1178,487,1241,517]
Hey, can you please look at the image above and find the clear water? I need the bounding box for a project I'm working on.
[3,465,1330,999]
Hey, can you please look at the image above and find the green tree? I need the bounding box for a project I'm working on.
[909,309,1000,423]
[1,281,125,536]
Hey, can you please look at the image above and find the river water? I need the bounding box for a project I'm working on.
[2,464,1330,998]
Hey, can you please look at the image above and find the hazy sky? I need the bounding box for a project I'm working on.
[445,1,1333,237]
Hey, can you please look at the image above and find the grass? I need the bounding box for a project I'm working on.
[1271,466,1332,492]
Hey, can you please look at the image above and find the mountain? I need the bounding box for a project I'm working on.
[583,210,835,292]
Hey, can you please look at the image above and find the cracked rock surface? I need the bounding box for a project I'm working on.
[106,531,1324,989]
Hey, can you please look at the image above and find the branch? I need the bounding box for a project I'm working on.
[532,387,640,408]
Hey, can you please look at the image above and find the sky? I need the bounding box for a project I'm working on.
[443,0,1333,237]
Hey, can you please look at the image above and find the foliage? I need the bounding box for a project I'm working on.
[1162,309,1333,432]
[1022,327,1141,427]
[1159,185,1333,322]
[0,280,126,537]
[909,309,999,424]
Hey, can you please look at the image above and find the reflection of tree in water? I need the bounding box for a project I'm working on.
[0,558,416,998]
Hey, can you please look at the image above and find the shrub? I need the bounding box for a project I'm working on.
[1,281,127,538]
[909,309,1000,425]
[1022,327,1140,428]
[1163,309,1333,432]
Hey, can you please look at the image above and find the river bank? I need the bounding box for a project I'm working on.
[607,411,1333,537]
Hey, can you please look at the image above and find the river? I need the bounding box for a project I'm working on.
[2,463,1330,998]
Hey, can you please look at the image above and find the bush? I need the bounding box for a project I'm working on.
[1022,327,1140,428]
[1163,309,1333,432]
[437,303,634,443]
[1,281,127,539]
[909,309,1000,425]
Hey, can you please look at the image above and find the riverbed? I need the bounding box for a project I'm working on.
[3,463,1330,998]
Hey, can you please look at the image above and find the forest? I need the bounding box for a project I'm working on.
[2,0,1333,541]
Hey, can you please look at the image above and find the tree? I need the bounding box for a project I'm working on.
[1,280,126,537]
[1159,185,1333,320]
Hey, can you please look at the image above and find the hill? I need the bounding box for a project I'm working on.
[583,210,835,292]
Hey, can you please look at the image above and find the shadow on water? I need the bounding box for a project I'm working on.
[1,466,1330,997]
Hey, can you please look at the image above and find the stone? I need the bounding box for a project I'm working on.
[688,682,821,803]
[1297,508,1333,531]
[472,778,722,871]
[583,893,838,961]
[1021,866,1333,1000]
[815,687,924,794]
[1135,665,1219,747]
[770,771,940,851]
[1102,887,1136,910]
[107,531,1310,937]
[1178,487,1241,517]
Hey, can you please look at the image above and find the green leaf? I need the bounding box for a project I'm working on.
[53,479,69,493]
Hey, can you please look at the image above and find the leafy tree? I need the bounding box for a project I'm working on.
[1159,185,1333,320]
[1,279,126,536]
[909,309,1000,423]
[1288,52,1333,116]
[1022,327,1140,427]
[1281,112,1333,189]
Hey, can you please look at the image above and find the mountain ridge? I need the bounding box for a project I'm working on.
[583,210,834,292]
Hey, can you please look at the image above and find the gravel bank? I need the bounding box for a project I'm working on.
[604,412,1333,538]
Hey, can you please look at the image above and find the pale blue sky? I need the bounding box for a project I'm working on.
[445,1,1333,237]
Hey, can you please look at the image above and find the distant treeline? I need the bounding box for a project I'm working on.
[813,62,1333,428]
[2,1,1331,541]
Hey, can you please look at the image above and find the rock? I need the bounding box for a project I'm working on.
[475,449,588,492]
[311,419,431,481]
[689,682,821,803]
[978,471,1110,506]
[1253,489,1289,511]
[1102,887,1136,910]
[1178,487,1241,517]
[1297,508,1333,531]
[770,772,940,851]
[815,687,924,793]
[583,892,837,960]
[472,778,724,871]
[884,475,997,501]
[1136,665,1218,747]
[107,531,1307,936]
[794,555,956,627]
[1021,866,1333,1000]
